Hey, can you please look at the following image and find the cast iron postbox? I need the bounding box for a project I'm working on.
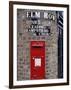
[30,41,45,80]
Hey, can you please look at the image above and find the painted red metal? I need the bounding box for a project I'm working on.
[30,41,45,80]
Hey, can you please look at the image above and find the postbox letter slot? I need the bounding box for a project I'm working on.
[32,46,42,48]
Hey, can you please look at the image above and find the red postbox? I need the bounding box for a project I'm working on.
[30,41,45,80]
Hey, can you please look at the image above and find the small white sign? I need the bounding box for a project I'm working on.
[35,58,41,67]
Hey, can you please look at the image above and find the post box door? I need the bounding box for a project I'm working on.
[30,41,45,80]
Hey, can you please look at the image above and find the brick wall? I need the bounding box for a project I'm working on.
[17,9,58,80]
